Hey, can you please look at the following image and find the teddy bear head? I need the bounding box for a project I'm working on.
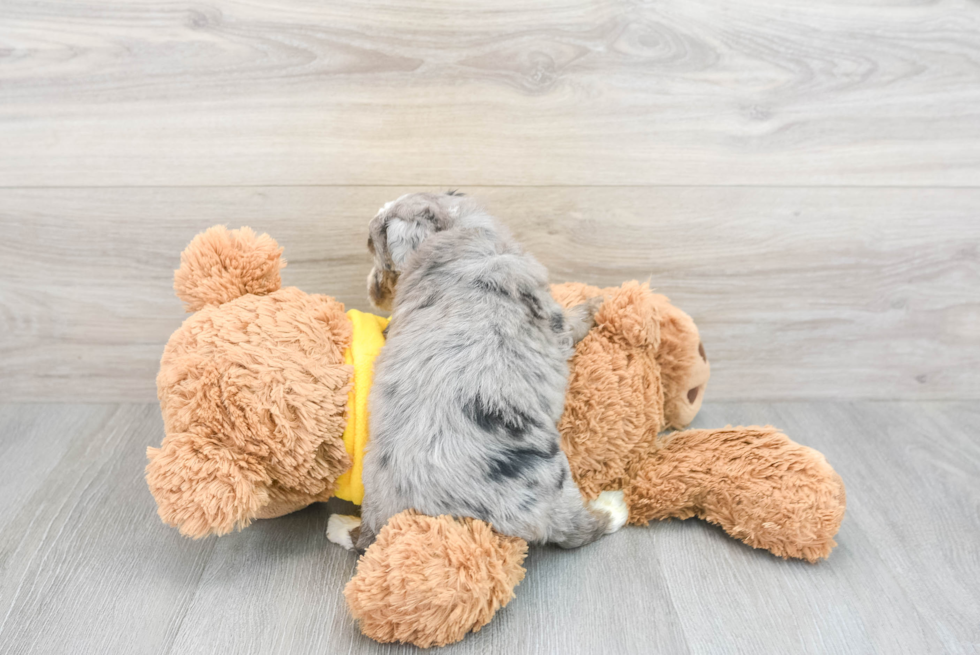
[651,292,711,430]
[550,281,710,499]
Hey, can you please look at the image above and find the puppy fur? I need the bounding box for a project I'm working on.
[357,192,610,551]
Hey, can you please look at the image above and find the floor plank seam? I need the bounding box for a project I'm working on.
[2,184,980,191]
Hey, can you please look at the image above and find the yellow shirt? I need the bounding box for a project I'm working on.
[332,309,389,505]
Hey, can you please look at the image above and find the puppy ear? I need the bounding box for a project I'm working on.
[376,202,452,273]
[385,214,437,270]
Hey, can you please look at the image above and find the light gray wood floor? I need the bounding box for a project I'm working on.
[1,401,977,654]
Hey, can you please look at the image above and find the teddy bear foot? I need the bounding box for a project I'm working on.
[345,510,528,648]
[327,514,362,550]
[589,490,629,534]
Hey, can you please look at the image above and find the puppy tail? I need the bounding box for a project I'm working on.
[174,225,285,311]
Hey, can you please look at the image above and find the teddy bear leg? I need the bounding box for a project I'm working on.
[255,483,333,520]
[145,433,272,539]
[625,426,846,562]
[344,510,527,648]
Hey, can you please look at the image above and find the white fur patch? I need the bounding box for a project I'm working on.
[589,490,629,534]
[326,514,361,550]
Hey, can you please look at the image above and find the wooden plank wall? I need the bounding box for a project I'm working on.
[1,0,978,402]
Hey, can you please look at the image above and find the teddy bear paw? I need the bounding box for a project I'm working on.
[327,514,362,550]
[589,490,629,534]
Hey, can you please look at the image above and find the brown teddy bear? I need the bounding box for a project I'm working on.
[147,226,846,648]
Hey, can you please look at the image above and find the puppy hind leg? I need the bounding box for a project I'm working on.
[353,520,377,554]
[547,483,611,549]
[352,495,382,554]
[327,514,362,550]
[588,490,629,534]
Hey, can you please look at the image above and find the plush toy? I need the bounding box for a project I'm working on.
[146,226,846,648]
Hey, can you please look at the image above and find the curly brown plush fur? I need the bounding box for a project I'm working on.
[173,225,285,311]
[551,281,664,500]
[551,281,841,562]
[147,227,354,538]
[626,427,847,563]
[550,280,711,499]
[344,510,527,648]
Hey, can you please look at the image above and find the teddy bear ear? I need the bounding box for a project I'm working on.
[174,225,284,312]
[592,280,662,350]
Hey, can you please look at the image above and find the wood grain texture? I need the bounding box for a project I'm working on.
[0,401,977,654]
[0,404,218,655]
[1,0,979,186]
[2,0,977,651]
[1,186,977,402]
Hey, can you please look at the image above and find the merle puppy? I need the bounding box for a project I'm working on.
[328,192,627,552]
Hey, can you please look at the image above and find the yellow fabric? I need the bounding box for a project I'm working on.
[333,309,389,505]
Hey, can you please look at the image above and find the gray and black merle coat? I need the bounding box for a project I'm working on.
[356,192,611,551]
